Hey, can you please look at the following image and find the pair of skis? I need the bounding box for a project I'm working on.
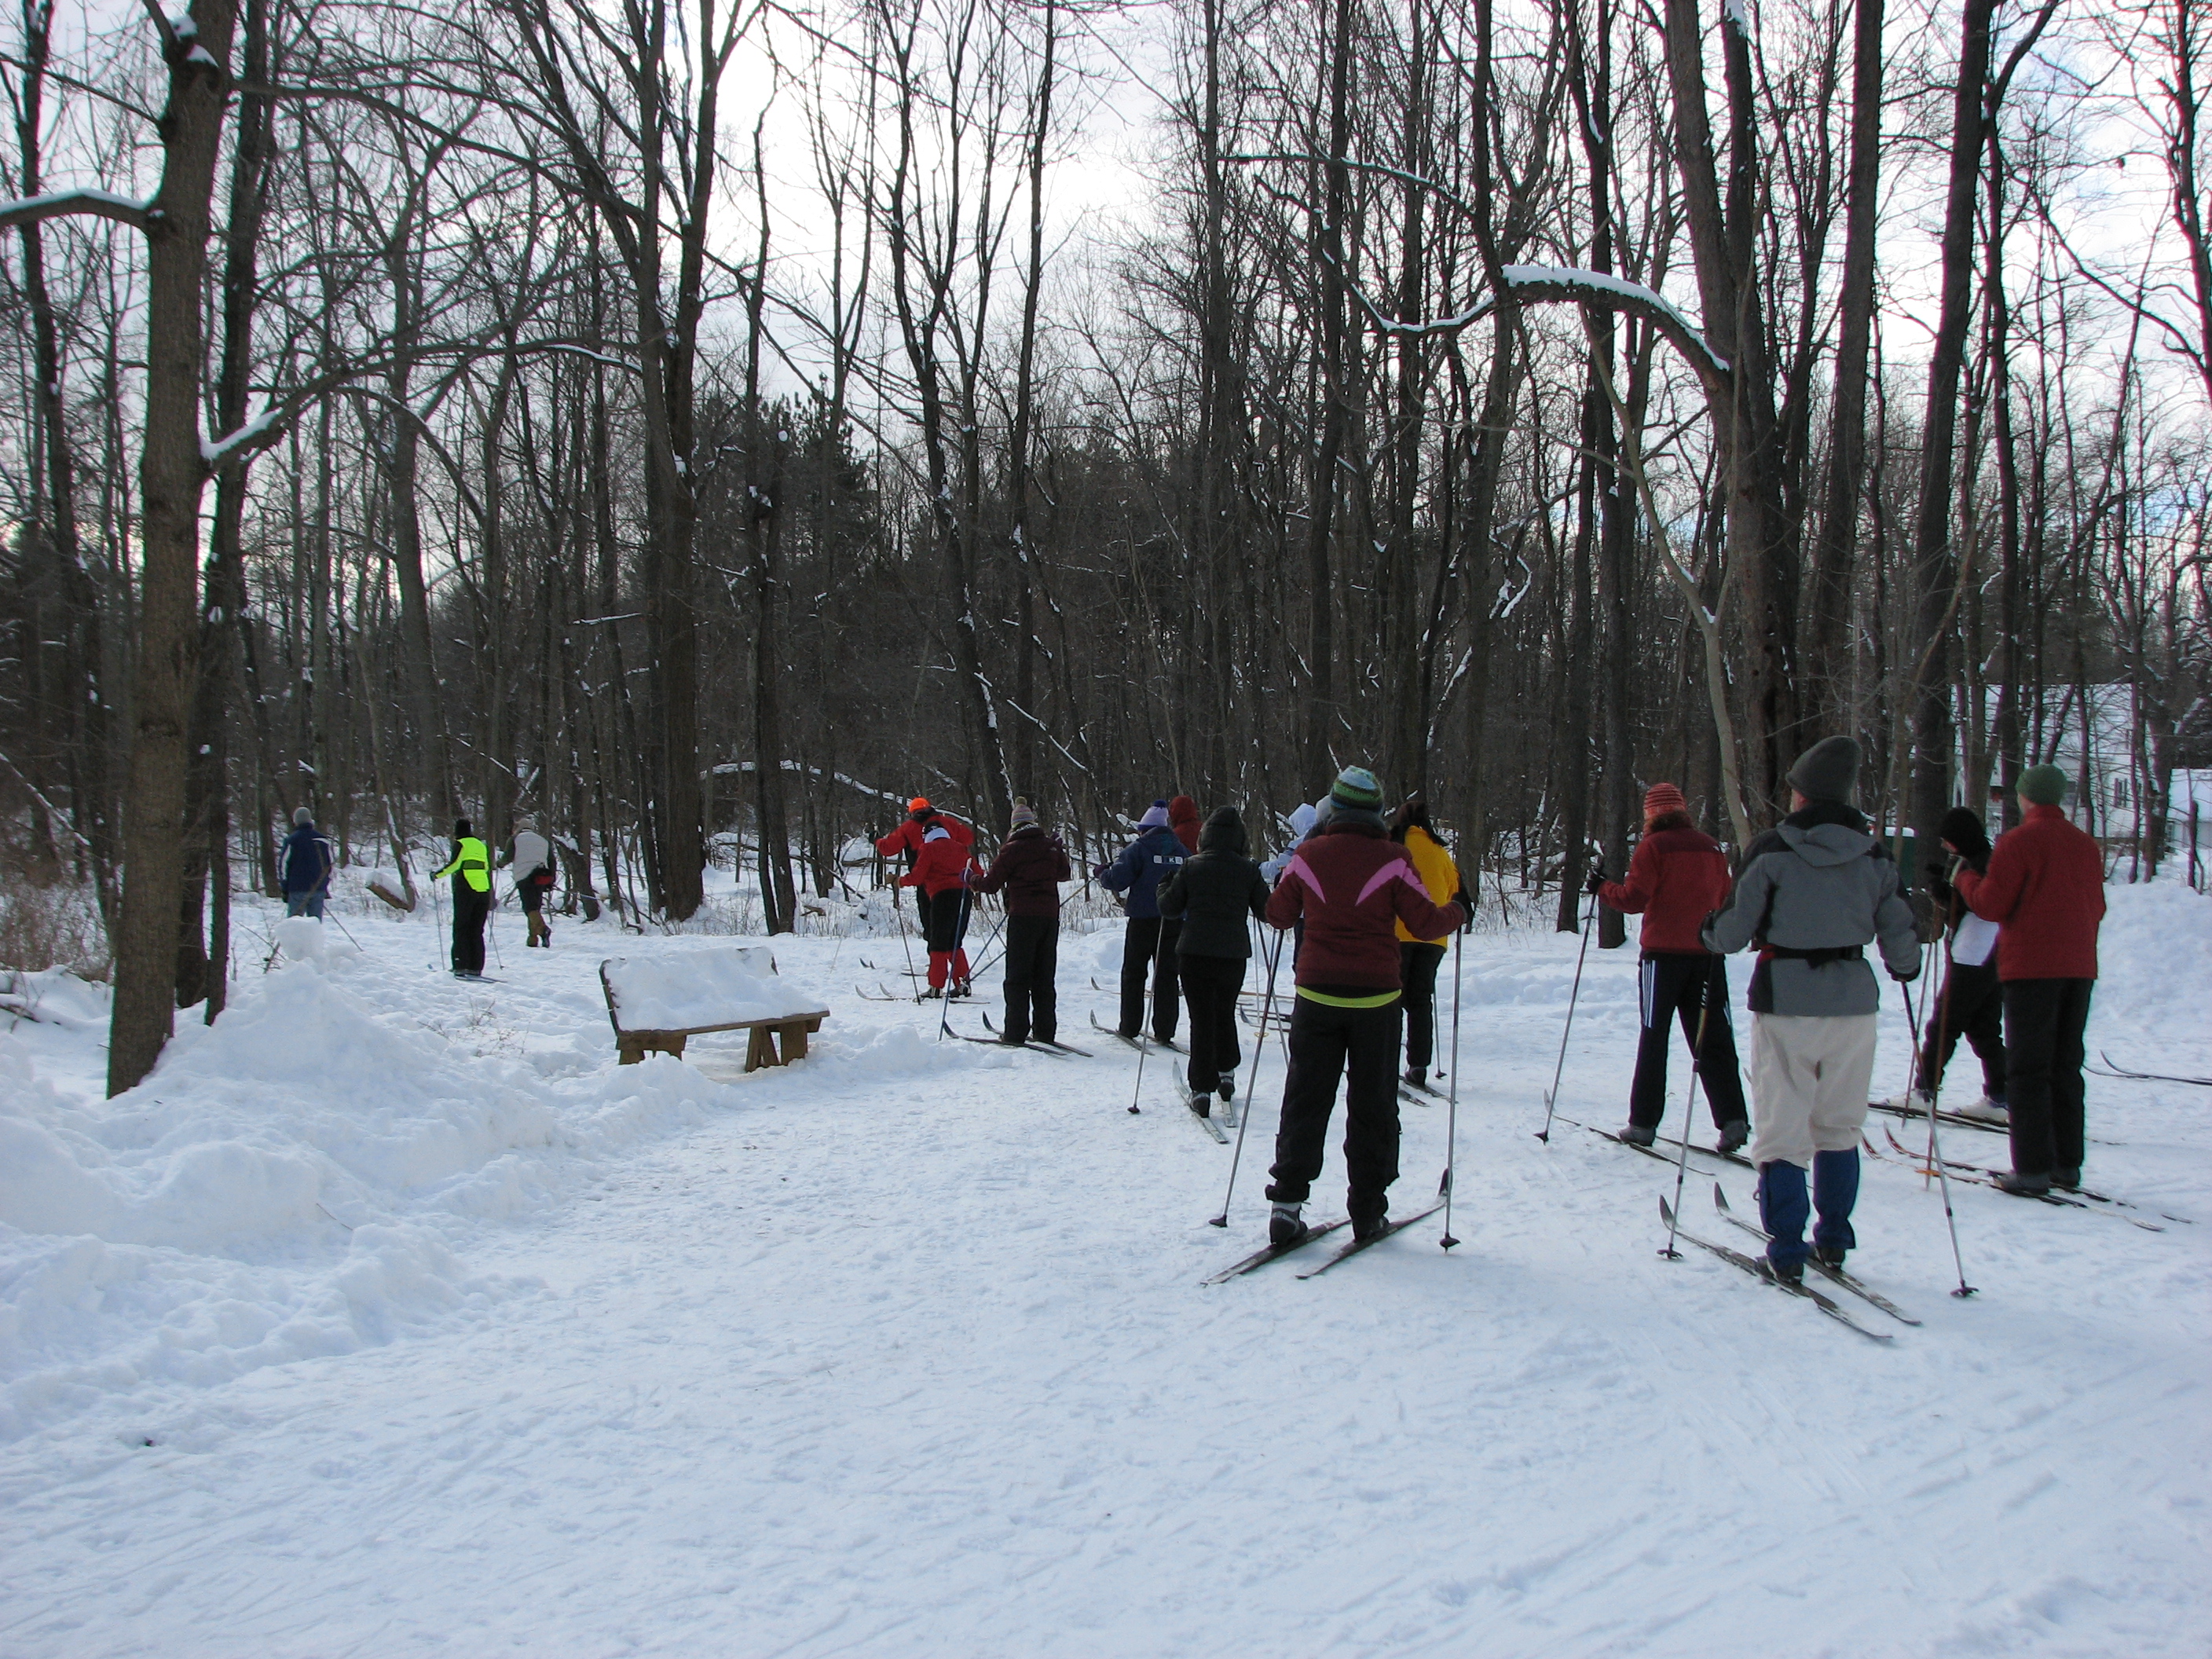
[1661,1195,1898,1344]
[1877,1126,2181,1228]
[1556,1113,1755,1171]
[1201,1202,1447,1285]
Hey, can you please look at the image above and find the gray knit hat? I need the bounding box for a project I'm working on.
[2018,764,2068,807]
[293,806,313,826]
[1788,735,1862,804]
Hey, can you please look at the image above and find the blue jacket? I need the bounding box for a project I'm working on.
[1097,826,1188,920]
[280,823,332,894]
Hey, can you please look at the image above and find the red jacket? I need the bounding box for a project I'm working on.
[1265,821,1465,991]
[1598,825,1732,954]
[1169,795,1203,854]
[876,812,974,862]
[899,831,980,899]
[1954,804,2104,980]
[971,824,1070,917]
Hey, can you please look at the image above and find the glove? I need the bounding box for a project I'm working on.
[1889,965,1920,984]
[1584,866,1605,895]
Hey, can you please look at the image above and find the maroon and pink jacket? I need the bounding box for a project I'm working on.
[1265,821,1465,991]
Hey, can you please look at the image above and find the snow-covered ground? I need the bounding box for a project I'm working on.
[2,874,2207,1656]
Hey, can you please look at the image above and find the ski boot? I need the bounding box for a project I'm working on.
[1994,1169,2052,1196]
[1269,1202,1306,1246]
[1716,1119,1750,1155]
[1620,1122,1657,1148]
[1218,1070,1236,1102]
[1404,1066,1426,1090]
[1956,1093,2009,1123]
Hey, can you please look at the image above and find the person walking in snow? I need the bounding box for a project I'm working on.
[1262,766,1466,1245]
[970,798,1070,1042]
[1388,795,1466,1092]
[434,818,495,978]
[1885,805,2009,1122]
[1158,805,1271,1115]
[1097,800,1190,1042]
[1589,782,1751,1152]
[498,816,558,947]
[1953,765,2107,1196]
[1167,793,1203,855]
[280,806,335,919]
[1701,737,1921,1282]
[900,819,983,997]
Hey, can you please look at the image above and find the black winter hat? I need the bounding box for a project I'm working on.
[1788,735,1862,804]
[454,818,472,837]
[1199,805,1247,855]
[1939,806,1991,866]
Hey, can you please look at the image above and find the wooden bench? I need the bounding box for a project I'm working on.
[599,953,830,1073]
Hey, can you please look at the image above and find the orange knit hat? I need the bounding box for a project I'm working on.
[1643,782,1686,822]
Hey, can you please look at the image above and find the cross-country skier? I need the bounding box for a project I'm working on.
[900,819,983,996]
[877,798,978,969]
[499,816,557,947]
[1388,795,1467,1092]
[1884,805,2008,1122]
[1952,764,2106,1196]
[1588,782,1750,1152]
[434,818,494,978]
[1157,805,1271,1114]
[280,806,335,919]
[1262,765,1466,1245]
[1097,800,1189,1042]
[1700,737,1921,1281]
[969,798,1070,1042]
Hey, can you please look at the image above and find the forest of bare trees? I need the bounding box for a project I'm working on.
[4,0,2210,1091]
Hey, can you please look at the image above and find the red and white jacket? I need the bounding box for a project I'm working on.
[1265,821,1465,991]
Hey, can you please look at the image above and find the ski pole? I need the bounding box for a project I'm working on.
[1895,969,1977,1297]
[487,890,505,971]
[430,877,445,972]
[1126,952,1155,1116]
[1441,925,1465,1249]
[1659,986,1717,1262]
[1536,889,1597,1142]
[1922,895,1961,1175]
[1213,924,1284,1225]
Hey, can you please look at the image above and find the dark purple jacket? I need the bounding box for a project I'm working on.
[972,825,1071,917]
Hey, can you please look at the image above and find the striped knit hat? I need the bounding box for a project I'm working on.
[1331,765,1383,811]
[1009,797,1038,829]
[1643,782,1686,823]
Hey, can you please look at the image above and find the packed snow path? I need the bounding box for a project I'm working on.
[3,883,2208,1655]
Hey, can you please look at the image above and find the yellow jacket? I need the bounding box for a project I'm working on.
[1395,825,1461,945]
[434,837,493,893]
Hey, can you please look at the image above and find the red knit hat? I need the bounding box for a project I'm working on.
[1643,782,1686,822]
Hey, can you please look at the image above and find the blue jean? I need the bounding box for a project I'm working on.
[286,890,325,919]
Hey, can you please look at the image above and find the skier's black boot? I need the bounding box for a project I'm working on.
[1218,1071,1236,1101]
[1404,1066,1426,1090]
[1716,1119,1750,1155]
[2053,1166,2082,1189]
[1351,1207,1389,1243]
[1814,1243,1848,1269]
[1269,1202,1306,1246]
[1994,1170,2053,1196]
[1767,1258,1806,1287]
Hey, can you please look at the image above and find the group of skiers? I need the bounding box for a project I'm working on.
[908,728,2105,1272]
[1582,735,2107,1280]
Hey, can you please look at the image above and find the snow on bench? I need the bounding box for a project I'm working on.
[599,947,829,1071]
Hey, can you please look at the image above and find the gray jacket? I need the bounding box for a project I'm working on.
[1701,805,1921,1016]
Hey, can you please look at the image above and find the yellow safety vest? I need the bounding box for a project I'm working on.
[435,837,493,893]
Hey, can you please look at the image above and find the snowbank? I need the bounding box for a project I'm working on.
[0,967,110,1030]
[601,946,822,1030]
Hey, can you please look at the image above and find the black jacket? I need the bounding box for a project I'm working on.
[1158,811,1270,959]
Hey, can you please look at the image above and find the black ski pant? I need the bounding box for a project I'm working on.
[1002,914,1059,1043]
[1920,955,2006,1098]
[450,881,489,976]
[1400,942,1445,1075]
[1118,915,1182,1041]
[1628,951,1749,1132]
[923,888,964,954]
[2003,976,2093,1178]
[1179,953,1246,1093]
[1266,993,1402,1225]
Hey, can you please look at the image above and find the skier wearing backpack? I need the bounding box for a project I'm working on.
[499,816,557,947]
[1588,782,1750,1152]
[1097,800,1189,1042]
[969,798,1071,1043]
[1262,766,1466,1245]
[1388,795,1466,1092]
[1701,737,1921,1282]
[1158,806,1271,1114]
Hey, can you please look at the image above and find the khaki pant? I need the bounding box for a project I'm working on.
[1749,1013,1877,1168]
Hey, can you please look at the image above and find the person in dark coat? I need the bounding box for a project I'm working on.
[1097,800,1189,1042]
[1954,765,2108,1194]
[280,807,335,919]
[1591,782,1750,1152]
[1894,804,2009,1121]
[1158,806,1271,1112]
[1262,765,1465,1244]
[970,798,1071,1043]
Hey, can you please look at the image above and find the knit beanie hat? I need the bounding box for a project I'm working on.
[1331,765,1383,811]
[1138,800,1171,829]
[1642,782,1686,823]
[2018,764,2068,807]
[293,806,313,826]
[514,815,537,833]
[1787,735,1861,804]
[1009,797,1038,829]
[1937,806,1991,864]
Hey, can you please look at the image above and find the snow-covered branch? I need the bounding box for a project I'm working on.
[0,187,150,233]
